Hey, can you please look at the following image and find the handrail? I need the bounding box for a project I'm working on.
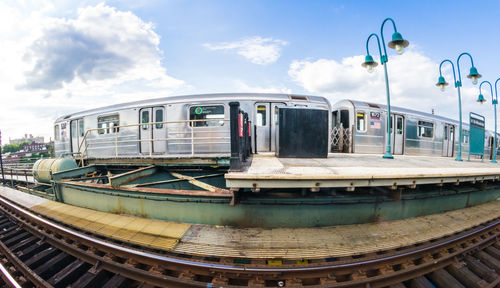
[77,119,231,165]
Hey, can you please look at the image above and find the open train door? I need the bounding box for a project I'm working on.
[70,118,84,154]
[391,114,404,155]
[442,124,454,157]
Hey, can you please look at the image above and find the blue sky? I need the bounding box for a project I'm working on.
[1,0,500,141]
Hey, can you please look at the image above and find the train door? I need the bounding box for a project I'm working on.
[70,118,84,154]
[489,136,494,159]
[254,102,285,152]
[139,107,166,154]
[391,114,404,155]
[442,124,454,157]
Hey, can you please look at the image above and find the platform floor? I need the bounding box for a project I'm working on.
[1,185,499,260]
[226,153,500,188]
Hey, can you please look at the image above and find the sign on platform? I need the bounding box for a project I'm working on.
[469,112,485,160]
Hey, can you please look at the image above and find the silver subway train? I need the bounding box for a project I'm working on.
[332,99,499,159]
[53,93,330,159]
[53,93,498,160]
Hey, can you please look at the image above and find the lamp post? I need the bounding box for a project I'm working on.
[436,53,481,161]
[477,78,500,163]
[362,18,409,159]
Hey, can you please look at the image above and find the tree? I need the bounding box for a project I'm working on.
[2,143,20,153]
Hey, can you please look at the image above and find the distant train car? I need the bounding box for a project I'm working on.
[331,99,499,159]
[53,93,331,159]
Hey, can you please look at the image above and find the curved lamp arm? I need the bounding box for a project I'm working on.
[365,33,383,63]
[479,81,494,102]
[495,78,500,102]
[439,59,457,85]
[456,52,475,87]
[380,18,398,63]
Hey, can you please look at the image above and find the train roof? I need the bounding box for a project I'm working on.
[55,93,329,122]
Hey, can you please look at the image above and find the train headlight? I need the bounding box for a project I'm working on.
[388,32,409,55]
[467,67,481,85]
[362,55,378,73]
[435,76,449,92]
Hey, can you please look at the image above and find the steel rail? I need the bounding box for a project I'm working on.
[0,232,52,288]
[0,195,498,274]
[0,262,22,288]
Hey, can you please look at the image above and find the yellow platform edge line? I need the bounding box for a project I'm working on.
[30,201,191,251]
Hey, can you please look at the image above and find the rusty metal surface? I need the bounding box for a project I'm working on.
[59,180,232,197]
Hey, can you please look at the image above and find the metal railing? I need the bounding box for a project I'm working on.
[0,166,34,187]
[77,119,231,164]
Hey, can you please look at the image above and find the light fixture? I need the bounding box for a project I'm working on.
[467,67,481,85]
[361,55,378,73]
[435,76,449,92]
[388,32,409,55]
[477,93,486,103]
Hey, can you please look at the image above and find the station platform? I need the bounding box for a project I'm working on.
[1,185,499,260]
[226,153,500,189]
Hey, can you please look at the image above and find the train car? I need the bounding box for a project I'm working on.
[331,99,499,159]
[53,93,331,159]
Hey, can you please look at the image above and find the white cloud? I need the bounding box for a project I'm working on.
[21,3,184,90]
[0,2,186,142]
[204,36,288,65]
[288,49,493,129]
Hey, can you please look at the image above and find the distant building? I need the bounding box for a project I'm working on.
[24,142,46,152]
[9,134,44,145]
[1,141,49,164]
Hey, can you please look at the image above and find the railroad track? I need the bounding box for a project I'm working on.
[0,194,499,287]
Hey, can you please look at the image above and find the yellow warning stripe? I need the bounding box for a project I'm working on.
[30,201,191,250]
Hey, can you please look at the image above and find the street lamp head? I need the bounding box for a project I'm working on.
[361,55,378,73]
[388,32,409,55]
[436,76,449,92]
[477,94,486,104]
[467,67,481,85]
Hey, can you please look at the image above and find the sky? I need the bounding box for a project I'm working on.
[1,0,500,143]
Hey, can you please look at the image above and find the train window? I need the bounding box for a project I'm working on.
[356,112,366,131]
[54,125,60,141]
[256,105,267,126]
[98,114,120,134]
[189,105,225,127]
[155,109,163,129]
[444,126,448,140]
[332,111,338,126]
[340,110,349,129]
[79,120,84,137]
[141,110,150,130]
[418,121,434,138]
[396,117,403,134]
[71,121,77,138]
[462,130,469,144]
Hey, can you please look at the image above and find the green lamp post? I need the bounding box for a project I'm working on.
[362,18,409,159]
[436,53,481,161]
[477,79,500,163]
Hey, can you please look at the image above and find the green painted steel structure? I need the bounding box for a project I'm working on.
[55,180,500,228]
